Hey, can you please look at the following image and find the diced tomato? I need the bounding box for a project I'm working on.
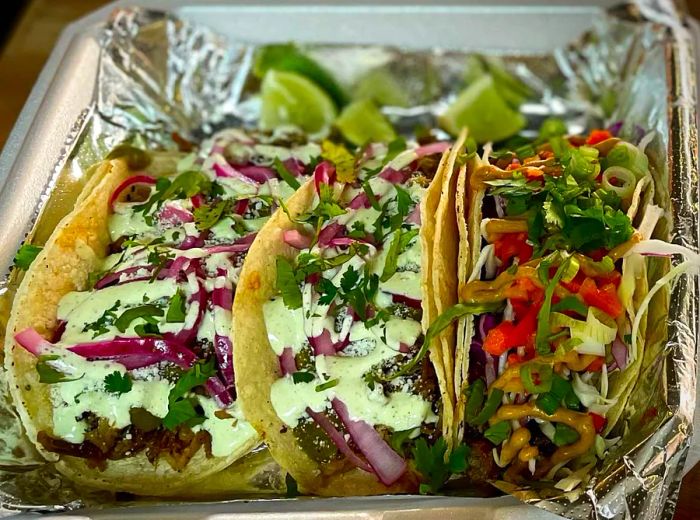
[506,158,521,171]
[587,248,607,261]
[504,277,543,308]
[483,305,539,356]
[483,322,517,356]
[586,129,612,145]
[560,271,586,294]
[596,269,622,288]
[579,278,624,318]
[523,167,544,180]
[540,150,554,159]
[585,357,604,372]
[589,412,607,433]
[494,232,533,265]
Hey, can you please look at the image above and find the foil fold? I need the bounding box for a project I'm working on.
[0,2,696,518]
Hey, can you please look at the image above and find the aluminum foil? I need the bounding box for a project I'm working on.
[0,1,696,518]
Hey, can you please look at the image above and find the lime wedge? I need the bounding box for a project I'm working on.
[254,44,348,108]
[353,68,410,108]
[260,70,337,136]
[335,99,396,146]
[439,74,526,143]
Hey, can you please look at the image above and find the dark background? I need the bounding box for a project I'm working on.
[0,0,699,518]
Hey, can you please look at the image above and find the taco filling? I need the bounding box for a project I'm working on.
[12,128,320,471]
[454,125,666,485]
[261,140,451,487]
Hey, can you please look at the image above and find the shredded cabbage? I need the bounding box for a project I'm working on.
[571,373,616,414]
[468,244,495,283]
[550,308,617,356]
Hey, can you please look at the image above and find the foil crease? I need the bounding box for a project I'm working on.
[0,1,696,518]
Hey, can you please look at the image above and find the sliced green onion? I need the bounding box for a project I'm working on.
[551,296,588,317]
[520,362,553,394]
[550,307,617,356]
[484,421,512,445]
[385,301,505,381]
[535,392,560,415]
[602,166,636,202]
[470,388,504,426]
[465,379,486,423]
[553,423,580,446]
[605,142,648,180]
[315,378,339,392]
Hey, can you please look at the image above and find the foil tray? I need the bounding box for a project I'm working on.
[0,1,698,519]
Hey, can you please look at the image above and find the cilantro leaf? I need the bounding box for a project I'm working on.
[316,278,338,305]
[380,229,403,282]
[340,266,360,293]
[166,290,187,323]
[390,428,415,453]
[104,371,133,394]
[162,359,216,430]
[134,322,162,338]
[36,355,82,384]
[273,157,301,190]
[83,300,121,338]
[276,256,303,309]
[115,304,164,333]
[194,199,232,231]
[292,371,315,384]
[14,244,42,271]
[317,184,346,220]
[362,180,381,211]
[384,137,407,164]
[413,438,470,494]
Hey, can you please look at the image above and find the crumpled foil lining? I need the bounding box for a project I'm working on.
[0,1,696,518]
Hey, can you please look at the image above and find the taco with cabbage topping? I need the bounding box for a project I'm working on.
[4,128,320,494]
[446,123,667,486]
[233,134,468,495]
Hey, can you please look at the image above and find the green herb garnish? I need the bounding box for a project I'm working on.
[413,438,470,494]
[104,371,133,395]
[13,244,42,271]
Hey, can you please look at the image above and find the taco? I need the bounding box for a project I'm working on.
[233,136,466,494]
[449,124,666,486]
[4,128,321,494]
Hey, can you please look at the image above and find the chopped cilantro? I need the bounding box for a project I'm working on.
[384,137,407,164]
[276,256,303,309]
[13,244,42,271]
[413,438,470,494]
[82,300,121,338]
[36,355,82,384]
[193,199,232,231]
[362,180,381,210]
[380,229,403,282]
[316,278,338,305]
[292,371,315,384]
[315,378,339,392]
[162,359,216,430]
[273,157,301,190]
[104,371,133,394]
[166,290,187,323]
[114,304,164,333]
[134,322,162,338]
[389,428,415,453]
